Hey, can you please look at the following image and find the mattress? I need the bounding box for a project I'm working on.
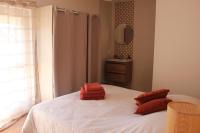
[22,85,200,133]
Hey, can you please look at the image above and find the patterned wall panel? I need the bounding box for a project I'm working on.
[114,0,134,58]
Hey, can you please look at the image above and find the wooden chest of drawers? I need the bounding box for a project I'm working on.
[104,59,132,88]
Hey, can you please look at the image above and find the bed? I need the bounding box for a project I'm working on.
[22,85,200,133]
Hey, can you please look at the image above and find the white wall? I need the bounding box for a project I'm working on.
[35,0,100,101]
[153,0,200,98]
[36,6,54,101]
[36,0,99,14]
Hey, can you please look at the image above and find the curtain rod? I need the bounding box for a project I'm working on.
[56,7,65,12]
[55,6,80,15]
[0,0,37,7]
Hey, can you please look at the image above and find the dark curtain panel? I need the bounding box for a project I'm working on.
[53,10,88,97]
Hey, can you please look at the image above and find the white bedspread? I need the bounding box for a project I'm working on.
[22,85,200,133]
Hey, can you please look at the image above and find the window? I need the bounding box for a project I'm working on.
[0,4,35,130]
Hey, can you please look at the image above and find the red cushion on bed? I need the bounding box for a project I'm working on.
[80,87,105,100]
[80,95,105,100]
[80,87,105,95]
[135,98,172,115]
[84,83,103,92]
[134,89,170,105]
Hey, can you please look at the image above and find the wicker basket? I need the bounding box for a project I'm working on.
[166,102,200,133]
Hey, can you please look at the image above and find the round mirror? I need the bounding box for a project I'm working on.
[115,24,133,45]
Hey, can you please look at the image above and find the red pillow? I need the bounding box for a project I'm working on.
[135,89,170,105]
[135,98,172,115]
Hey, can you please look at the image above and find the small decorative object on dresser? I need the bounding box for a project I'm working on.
[166,102,200,133]
[104,58,132,88]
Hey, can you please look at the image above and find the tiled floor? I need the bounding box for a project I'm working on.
[1,116,26,133]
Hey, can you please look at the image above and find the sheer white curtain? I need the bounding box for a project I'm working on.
[0,4,36,130]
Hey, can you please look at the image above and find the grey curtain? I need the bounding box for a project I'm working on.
[53,9,88,97]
